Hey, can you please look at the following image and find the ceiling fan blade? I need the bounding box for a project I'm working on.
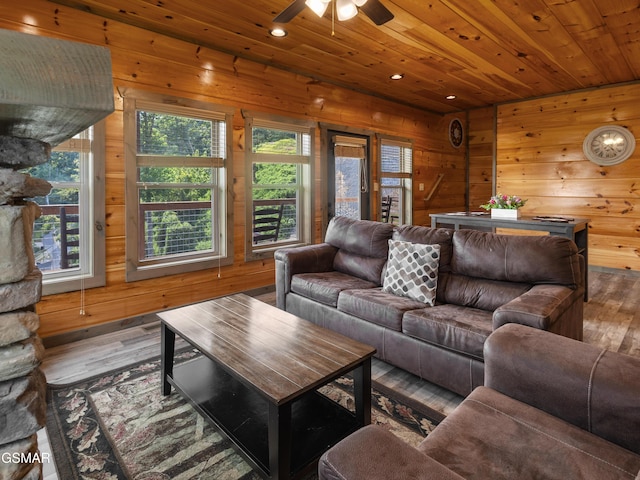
[359,0,394,25]
[273,0,307,23]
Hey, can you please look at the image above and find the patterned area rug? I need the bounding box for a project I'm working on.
[46,350,442,480]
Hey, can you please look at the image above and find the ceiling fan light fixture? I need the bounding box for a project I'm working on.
[337,0,358,21]
[353,0,368,6]
[305,0,331,18]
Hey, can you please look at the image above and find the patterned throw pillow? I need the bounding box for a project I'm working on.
[383,240,440,306]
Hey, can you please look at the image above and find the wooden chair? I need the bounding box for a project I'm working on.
[253,203,284,244]
[60,206,80,269]
[381,195,398,223]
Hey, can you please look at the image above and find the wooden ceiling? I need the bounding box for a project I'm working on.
[52,0,640,114]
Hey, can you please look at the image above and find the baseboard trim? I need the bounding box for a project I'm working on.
[41,285,276,349]
[589,265,640,277]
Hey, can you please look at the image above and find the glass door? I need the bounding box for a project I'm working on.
[327,131,370,222]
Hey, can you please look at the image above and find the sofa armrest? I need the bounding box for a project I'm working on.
[484,323,640,455]
[274,243,338,309]
[492,283,581,331]
[318,425,465,480]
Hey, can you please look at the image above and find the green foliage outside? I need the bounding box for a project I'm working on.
[137,111,217,258]
[26,116,304,262]
[23,152,81,262]
[252,131,302,244]
[253,134,298,201]
[138,111,213,157]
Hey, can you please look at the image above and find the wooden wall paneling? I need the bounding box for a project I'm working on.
[415,114,468,224]
[467,107,495,210]
[496,82,640,271]
[37,257,278,337]
[497,178,640,199]
[589,234,640,272]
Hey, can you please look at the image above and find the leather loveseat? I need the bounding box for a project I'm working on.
[318,324,640,480]
[275,216,584,396]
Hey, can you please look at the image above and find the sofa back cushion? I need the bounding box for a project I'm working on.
[439,274,532,311]
[393,225,454,271]
[324,217,394,284]
[451,230,581,288]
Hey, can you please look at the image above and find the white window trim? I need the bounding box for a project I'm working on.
[244,112,315,261]
[378,135,414,225]
[122,90,234,282]
[41,121,106,296]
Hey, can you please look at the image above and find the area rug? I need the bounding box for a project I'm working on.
[46,350,443,480]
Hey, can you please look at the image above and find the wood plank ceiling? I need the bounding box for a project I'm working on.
[51,0,640,114]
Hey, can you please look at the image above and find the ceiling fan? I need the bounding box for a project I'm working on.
[274,0,394,26]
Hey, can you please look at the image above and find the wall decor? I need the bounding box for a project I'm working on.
[449,118,463,148]
[583,125,636,166]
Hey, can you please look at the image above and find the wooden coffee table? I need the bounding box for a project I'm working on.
[159,293,376,480]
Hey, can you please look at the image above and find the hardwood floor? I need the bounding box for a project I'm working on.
[39,269,640,479]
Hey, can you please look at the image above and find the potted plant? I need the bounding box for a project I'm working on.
[480,194,527,219]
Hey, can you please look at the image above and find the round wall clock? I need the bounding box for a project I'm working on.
[449,118,463,148]
[583,125,636,166]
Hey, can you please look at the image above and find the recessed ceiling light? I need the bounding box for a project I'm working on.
[390,73,404,80]
[270,27,288,37]
[446,95,457,100]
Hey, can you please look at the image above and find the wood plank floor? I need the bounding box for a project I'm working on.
[39,269,640,479]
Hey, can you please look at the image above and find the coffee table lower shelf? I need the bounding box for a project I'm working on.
[167,356,361,479]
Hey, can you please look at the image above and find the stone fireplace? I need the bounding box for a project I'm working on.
[0,29,114,479]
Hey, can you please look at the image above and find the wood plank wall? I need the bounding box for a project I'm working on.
[0,0,466,337]
[494,83,640,271]
[415,112,468,223]
[467,107,495,211]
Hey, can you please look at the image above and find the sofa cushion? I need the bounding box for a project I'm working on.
[402,305,493,359]
[383,240,440,306]
[337,288,427,331]
[333,250,388,285]
[319,425,466,480]
[290,271,377,307]
[451,229,581,288]
[419,386,640,480]
[325,217,394,284]
[325,216,394,258]
[439,274,531,311]
[393,224,454,272]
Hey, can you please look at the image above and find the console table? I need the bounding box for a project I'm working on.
[430,212,590,300]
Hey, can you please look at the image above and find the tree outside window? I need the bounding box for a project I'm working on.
[23,125,106,295]
[246,118,313,260]
[124,93,232,281]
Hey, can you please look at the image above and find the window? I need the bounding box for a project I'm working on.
[245,115,314,260]
[123,92,233,281]
[25,123,106,295]
[379,137,413,225]
[333,134,369,220]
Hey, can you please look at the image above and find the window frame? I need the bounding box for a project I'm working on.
[30,122,107,296]
[378,135,414,225]
[123,90,234,282]
[244,113,315,261]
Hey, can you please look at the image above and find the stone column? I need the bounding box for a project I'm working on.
[0,28,115,479]
[0,137,53,480]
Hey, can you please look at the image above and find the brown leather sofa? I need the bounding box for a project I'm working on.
[275,216,584,396]
[318,324,640,480]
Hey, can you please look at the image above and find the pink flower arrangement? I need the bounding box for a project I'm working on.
[480,194,527,210]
